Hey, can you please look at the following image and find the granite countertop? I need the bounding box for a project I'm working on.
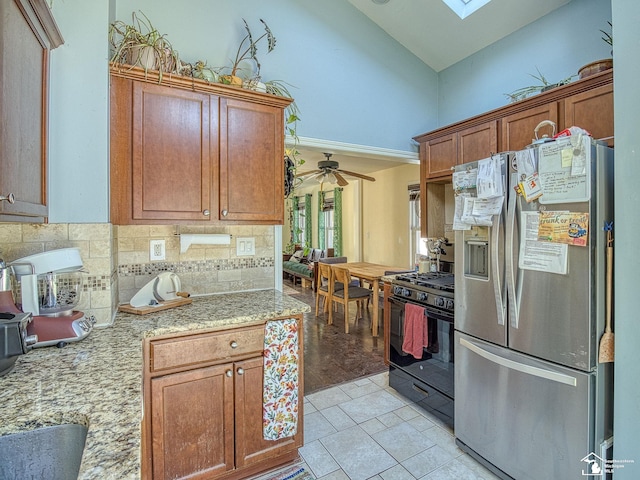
[0,289,310,480]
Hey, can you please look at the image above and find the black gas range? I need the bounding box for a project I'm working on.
[388,271,455,430]
[391,272,454,312]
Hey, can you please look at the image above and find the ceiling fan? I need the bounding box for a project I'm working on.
[295,153,376,186]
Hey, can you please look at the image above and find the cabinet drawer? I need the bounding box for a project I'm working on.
[150,325,264,372]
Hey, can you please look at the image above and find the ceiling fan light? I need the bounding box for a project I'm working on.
[327,172,338,184]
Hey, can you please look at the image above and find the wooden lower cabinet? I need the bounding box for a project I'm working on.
[143,319,303,480]
[151,364,235,479]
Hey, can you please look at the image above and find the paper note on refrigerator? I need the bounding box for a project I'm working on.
[538,211,589,247]
[537,137,591,204]
[519,211,568,275]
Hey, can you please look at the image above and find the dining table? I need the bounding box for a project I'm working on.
[330,262,410,336]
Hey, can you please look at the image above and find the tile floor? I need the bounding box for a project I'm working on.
[257,372,500,480]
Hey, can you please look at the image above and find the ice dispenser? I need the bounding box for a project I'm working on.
[463,227,489,279]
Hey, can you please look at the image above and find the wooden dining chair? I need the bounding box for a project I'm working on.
[315,262,336,316]
[329,266,372,333]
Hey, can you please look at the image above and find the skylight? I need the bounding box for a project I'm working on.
[442,0,492,19]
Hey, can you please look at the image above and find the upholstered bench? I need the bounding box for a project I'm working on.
[283,248,325,288]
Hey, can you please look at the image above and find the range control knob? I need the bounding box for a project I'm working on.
[402,288,411,297]
[446,299,455,310]
[417,292,428,302]
[435,296,446,307]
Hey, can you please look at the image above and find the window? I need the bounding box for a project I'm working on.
[297,201,306,246]
[409,185,427,266]
[441,0,492,19]
[323,194,335,249]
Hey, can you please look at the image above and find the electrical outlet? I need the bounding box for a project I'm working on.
[236,237,255,256]
[150,240,165,261]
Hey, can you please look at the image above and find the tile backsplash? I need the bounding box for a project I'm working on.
[0,223,276,326]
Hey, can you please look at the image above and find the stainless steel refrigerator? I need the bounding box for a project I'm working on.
[453,137,614,480]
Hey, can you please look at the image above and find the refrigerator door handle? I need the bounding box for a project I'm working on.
[459,337,577,386]
[491,212,506,326]
[505,172,521,329]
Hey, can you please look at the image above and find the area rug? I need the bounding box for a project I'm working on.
[269,466,315,480]
[282,285,300,295]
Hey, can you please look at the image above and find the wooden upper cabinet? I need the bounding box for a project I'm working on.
[501,102,559,152]
[458,121,498,164]
[423,134,457,178]
[415,70,613,181]
[564,83,614,146]
[131,82,216,222]
[109,64,291,225]
[0,0,62,221]
[220,98,284,222]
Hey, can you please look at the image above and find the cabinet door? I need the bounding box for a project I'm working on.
[501,103,558,151]
[564,83,614,146]
[458,121,497,164]
[423,134,457,178]
[0,0,60,220]
[151,364,235,480]
[132,82,216,221]
[220,98,284,223]
[234,356,302,468]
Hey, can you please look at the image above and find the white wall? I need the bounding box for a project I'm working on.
[49,0,111,223]
[437,0,612,126]
[611,0,640,476]
[361,164,418,269]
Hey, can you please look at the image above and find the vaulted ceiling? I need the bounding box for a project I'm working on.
[297,0,571,179]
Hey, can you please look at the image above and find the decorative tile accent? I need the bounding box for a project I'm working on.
[118,257,275,276]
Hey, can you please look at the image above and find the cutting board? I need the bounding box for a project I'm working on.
[118,297,192,315]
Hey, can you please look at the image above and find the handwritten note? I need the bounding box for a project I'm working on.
[538,136,591,204]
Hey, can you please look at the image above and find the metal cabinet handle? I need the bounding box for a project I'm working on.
[0,193,15,204]
[236,368,244,375]
[230,341,238,349]
[221,209,228,217]
[225,370,233,377]
[203,209,210,216]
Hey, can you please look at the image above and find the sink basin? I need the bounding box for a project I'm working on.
[0,424,88,480]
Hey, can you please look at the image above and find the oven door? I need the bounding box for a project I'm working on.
[388,295,454,398]
[388,295,455,428]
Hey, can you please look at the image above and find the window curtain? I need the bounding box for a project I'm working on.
[292,196,300,245]
[304,194,312,248]
[333,187,343,256]
[317,191,325,250]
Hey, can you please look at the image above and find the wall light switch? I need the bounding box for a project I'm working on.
[237,237,255,256]
[150,239,166,261]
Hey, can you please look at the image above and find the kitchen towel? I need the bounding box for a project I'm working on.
[263,318,299,440]
[402,303,428,359]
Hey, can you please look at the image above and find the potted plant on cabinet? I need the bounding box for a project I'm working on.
[221,18,276,86]
[109,11,181,80]
[578,22,613,79]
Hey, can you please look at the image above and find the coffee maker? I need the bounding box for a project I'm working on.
[4,248,95,348]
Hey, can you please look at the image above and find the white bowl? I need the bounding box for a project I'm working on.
[10,248,83,276]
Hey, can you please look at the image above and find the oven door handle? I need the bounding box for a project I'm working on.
[389,296,454,323]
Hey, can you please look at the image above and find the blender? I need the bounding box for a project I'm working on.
[5,248,95,348]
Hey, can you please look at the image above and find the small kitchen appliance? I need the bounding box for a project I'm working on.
[387,271,455,429]
[6,248,94,348]
[0,311,37,376]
